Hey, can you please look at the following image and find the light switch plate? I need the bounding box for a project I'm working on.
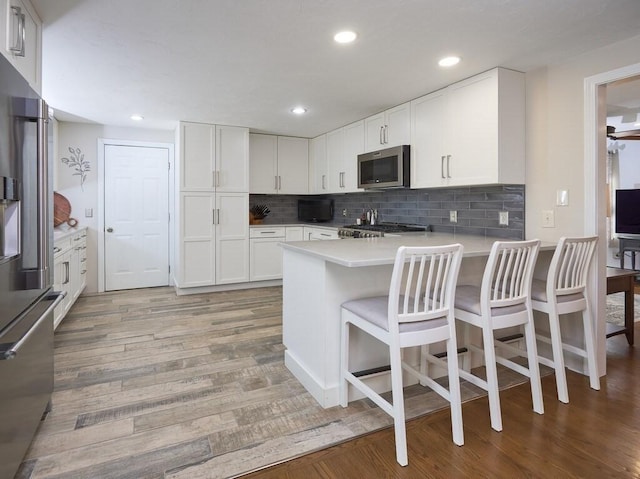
[556,189,569,206]
[449,210,457,223]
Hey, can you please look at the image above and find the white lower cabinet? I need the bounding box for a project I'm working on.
[249,227,286,281]
[249,225,337,281]
[179,192,249,287]
[53,228,87,329]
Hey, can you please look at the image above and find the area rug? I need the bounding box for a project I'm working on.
[606,292,640,326]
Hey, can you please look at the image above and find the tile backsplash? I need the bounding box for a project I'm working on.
[251,185,525,239]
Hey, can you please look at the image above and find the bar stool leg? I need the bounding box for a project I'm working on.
[582,305,601,391]
[547,306,569,403]
[523,318,544,414]
[389,346,408,466]
[482,327,503,432]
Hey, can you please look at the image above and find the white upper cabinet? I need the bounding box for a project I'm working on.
[249,134,309,194]
[364,102,411,152]
[309,134,327,194]
[180,122,249,192]
[276,136,309,194]
[181,122,215,190]
[341,120,365,192]
[0,0,41,92]
[411,68,525,189]
[216,125,250,192]
[325,120,364,193]
[249,133,278,194]
[326,127,344,192]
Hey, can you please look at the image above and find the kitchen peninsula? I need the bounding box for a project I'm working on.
[280,233,555,408]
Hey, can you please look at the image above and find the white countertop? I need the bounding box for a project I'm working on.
[53,226,87,242]
[280,232,555,268]
[250,223,338,229]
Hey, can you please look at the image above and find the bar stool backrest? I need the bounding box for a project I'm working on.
[547,236,598,300]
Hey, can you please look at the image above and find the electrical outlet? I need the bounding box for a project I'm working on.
[342,209,347,217]
[499,211,509,226]
[449,210,457,223]
[542,210,555,228]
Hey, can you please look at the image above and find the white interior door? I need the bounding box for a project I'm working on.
[104,144,170,291]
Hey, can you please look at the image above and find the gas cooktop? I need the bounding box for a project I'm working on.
[338,223,426,238]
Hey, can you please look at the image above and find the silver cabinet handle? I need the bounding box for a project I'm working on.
[446,155,451,178]
[384,125,389,144]
[212,209,216,224]
[340,172,345,188]
[322,174,326,190]
[278,176,282,190]
[215,170,220,187]
[2,292,66,360]
[216,209,220,224]
[260,231,277,234]
[63,261,70,284]
[379,125,384,145]
[9,6,26,57]
[441,156,446,179]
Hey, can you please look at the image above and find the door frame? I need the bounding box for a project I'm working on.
[97,139,175,293]
[584,61,640,374]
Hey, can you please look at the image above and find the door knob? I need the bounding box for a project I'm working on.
[106,227,114,233]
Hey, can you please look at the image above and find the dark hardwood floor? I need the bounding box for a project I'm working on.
[241,324,640,479]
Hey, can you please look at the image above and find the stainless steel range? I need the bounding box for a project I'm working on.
[338,223,426,238]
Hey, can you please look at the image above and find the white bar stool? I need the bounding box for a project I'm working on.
[454,239,543,432]
[340,244,464,467]
[530,236,600,403]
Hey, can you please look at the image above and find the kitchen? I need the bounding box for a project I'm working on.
[2,1,640,478]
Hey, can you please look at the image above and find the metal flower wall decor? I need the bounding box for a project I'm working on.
[61,147,91,191]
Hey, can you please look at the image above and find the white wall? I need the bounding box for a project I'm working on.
[525,34,640,241]
[55,122,174,293]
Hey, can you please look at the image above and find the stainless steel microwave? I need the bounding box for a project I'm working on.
[357,145,410,189]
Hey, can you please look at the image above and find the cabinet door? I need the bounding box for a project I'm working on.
[216,193,249,284]
[250,238,283,281]
[385,102,411,148]
[181,122,215,190]
[277,137,309,194]
[249,133,278,194]
[326,127,344,193]
[6,0,40,92]
[447,71,499,186]
[410,90,448,188]
[285,227,304,241]
[309,135,327,194]
[52,250,67,329]
[342,120,365,192]
[364,112,385,152]
[180,192,216,286]
[216,125,249,192]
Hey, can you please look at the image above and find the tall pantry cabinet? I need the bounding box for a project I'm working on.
[175,122,250,289]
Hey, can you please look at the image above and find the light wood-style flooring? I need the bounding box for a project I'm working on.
[18,286,534,479]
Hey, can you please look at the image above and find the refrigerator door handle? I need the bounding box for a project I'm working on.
[1,292,65,360]
[35,102,50,289]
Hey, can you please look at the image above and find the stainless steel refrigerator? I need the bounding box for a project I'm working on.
[0,54,64,479]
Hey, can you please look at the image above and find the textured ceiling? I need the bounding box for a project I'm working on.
[31,0,640,137]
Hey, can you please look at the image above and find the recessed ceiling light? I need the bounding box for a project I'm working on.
[438,56,461,67]
[334,31,357,44]
[130,114,144,121]
[291,106,307,115]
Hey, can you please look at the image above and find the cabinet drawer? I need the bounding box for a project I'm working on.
[250,227,286,238]
[53,238,72,256]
